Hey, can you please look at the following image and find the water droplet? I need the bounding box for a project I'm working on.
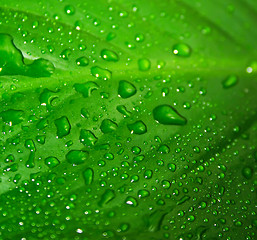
[64,5,75,15]
[135,33,144,42]
[36,135,45,144]
[222,75,238,89]
[26,151,35,168]
[101,49,119,62]
[39,88,58,108]
[80,129,98,146]
[76,57,89,66]
[162,180,171,189]
[36,118,49,130]
[125,196,138,207]
[168,163,176,172]
[158,144,170,154]
[177,195,190,205]
[144,170,153,179]
[118,223,130,232]
[127,120,147,134]
[98,189,115,207]
[242,166,253,179]
[138,58,151,71]
[131,146,141,155]
[83,168,94,184]
[55,116,71,138]
[0,34,54,77]
[66,150,88,165]
[116,105,131,117]
[91,66,112,80]
[146,209,170,232]
[0,109,24,125]
[246,61,257,74]
[74,82,98,98]
[118,80,137,98]
[153,105,187,125]
[45,157,60,168]
[25,139,36,151]
[172,43,191,57]
[138,189,150,198]
[100,119,118,133]
[106,32,116,41]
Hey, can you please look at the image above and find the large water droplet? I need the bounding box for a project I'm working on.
[74,82,98,98]
[125,196,138,207]
[45,157,60,168]
[127,121,147,134]
[118,80,137,98]
[91,66,112,80]
[80,129,98,146]
[98,189,116,207]
[153,105,187,125]
[100,119,118,133]
[83,168,94,185]
[101,49,119,62]
[66,150,88,165]
[76,57,89,66]
[172,43,191,57]
[0,109,24,125]
[138,58,151,71]
[55,116,71,138]
[0,34,54,77]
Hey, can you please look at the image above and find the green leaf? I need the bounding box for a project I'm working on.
[0,0,257,240]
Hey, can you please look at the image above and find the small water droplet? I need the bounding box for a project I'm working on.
[222,75,238,89]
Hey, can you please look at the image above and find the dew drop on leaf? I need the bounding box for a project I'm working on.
[153,105,187,125]
[101,49,119,62]
[222,75,238,89]
[127,120,147,134]
[100,119,118,133]
[54,116,71,138]
[125,196,138,207]
[45,157,60,168]
[0,109,24,125]
[60,49,72,60]
[83,168,94,185]
[74,82,98,98]
[80,129,98,147]
[172,43,191,57]
[98,189,116,207]
[76,57,89,66]
[118,80,137,98]
[91,66,112,80]
[138,58,151,71]
[64,5,75,15]
[66,150,88,165]
[242,166,253,179]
